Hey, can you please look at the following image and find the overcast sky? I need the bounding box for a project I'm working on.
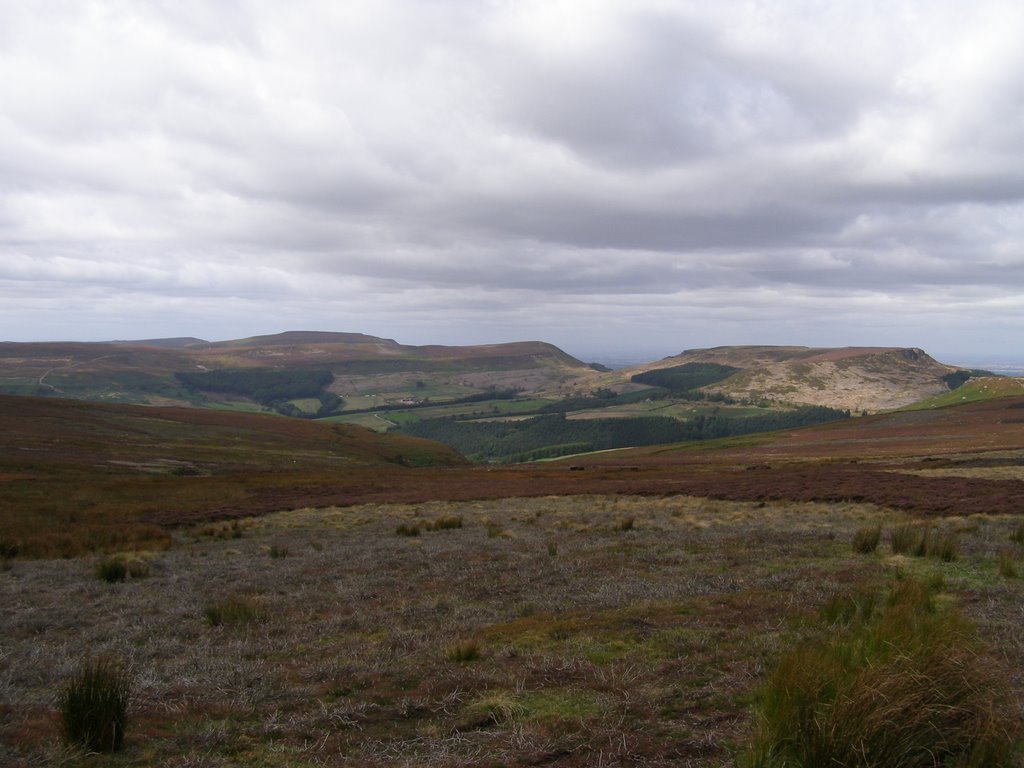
[2,1,1023,363]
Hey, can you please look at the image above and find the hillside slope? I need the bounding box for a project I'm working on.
[611,346,958,412]
[905,376,1024,410]
[0,332,593,410]
[0,393,465,557]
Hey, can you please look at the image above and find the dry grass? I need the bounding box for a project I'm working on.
[1,496,1022,767]
[746,576,1017,766]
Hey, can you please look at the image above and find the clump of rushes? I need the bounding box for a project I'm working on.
[745,576,1017,767]
[95,557,128,583]
[445,639,481,662]
[59,657,132,753]
[395,523,420,537]
[268,544,289,558]
[998,550,1018,579]
[820,585,878,627]
[912,524,932,557]
[617,516,635,532]
[1009,522,1024,545]
[95,554,152,582]
[203,595,261,627]
[890,522,921,554]
[929,531,960,562]
[851,525,881,554]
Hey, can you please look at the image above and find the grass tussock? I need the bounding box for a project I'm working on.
[891,522,922,554]
[395,522,420,537]
[820,584,878,627]
[930,530,960,562]
[425,515,463,531]
[851,524,881,554]
[616,516,635,532]
[203,595,262,627]
[745,576,1018,767]
[95,552,152,583]
[198,520,245,540]
[998,550,1018,579]
[444,639,482,662]
[268,543,289,558]
[95,556,128,583]
[59,657,132,753]
[890,523,959,561]
[1009,521,1024,545]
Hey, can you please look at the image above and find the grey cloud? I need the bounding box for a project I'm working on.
[1,1,1023,360]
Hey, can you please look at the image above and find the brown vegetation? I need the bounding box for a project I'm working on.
[4,395,1024,558]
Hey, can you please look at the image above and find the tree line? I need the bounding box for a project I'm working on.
[175,369,341,417]
[400,405,850,463]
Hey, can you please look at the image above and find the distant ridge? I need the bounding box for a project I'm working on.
[209,331,399,348]
[110,337,208,348]
[0,331,594,410]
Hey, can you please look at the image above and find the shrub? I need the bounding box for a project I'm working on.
[851,525,881,554]
[395,523,420,537]
[203,595,261,627]
[745,577,1016,767]
[59,658,131,753]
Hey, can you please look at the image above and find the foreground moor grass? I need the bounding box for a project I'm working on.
[1,496,1022,767]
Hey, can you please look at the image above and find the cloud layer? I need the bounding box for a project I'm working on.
[2,0,1023,361]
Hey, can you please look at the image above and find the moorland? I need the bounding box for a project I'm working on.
[1,334,1023,766]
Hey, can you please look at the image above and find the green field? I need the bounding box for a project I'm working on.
[905,377,1024,410]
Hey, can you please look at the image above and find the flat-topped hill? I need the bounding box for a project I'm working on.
[609,345,958,412]
[0,332,593,411]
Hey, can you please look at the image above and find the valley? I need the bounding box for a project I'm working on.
[0,333,996,464]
